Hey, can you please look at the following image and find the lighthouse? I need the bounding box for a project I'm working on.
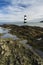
[24,15,27,23]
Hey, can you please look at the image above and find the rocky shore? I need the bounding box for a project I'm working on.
[1,24,43,51]
[0,38,34,65]
[0,24,43,65]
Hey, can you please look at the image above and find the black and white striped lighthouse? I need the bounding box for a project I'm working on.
[24,15,27,23]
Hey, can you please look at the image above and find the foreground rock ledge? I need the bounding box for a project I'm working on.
[0,38,34,65]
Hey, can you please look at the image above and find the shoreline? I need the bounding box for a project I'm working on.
[0,24,43,51]
[0,24,43,65]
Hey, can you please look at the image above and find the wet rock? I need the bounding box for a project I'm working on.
[0,39,33,65]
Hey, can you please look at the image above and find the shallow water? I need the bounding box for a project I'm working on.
[0,27,19,40]
[0,27,8,34]
[1,33,19,40]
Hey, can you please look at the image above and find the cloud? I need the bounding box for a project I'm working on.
[0,0,43,22]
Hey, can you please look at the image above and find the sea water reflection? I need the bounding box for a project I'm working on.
[0,27,19,40]
[0,27,8,34]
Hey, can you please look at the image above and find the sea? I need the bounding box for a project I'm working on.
[0,22,43,27]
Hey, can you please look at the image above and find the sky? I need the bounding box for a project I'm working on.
[0,0,43,22]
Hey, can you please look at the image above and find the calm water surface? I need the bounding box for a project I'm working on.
[0,22,43,27]
[14,22,43,27]
[0,27,19,40]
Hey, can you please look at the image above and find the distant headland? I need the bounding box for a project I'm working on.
[40,21,43,23]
